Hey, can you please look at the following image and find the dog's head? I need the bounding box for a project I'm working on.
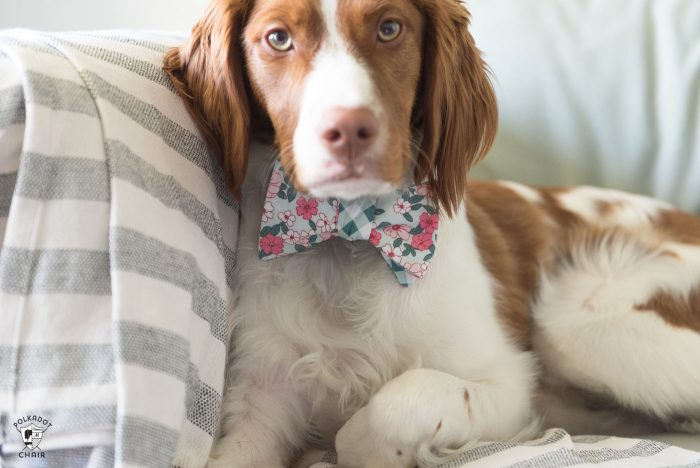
[165,0,497,216]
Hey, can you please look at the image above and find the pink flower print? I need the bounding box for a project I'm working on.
[296,197,319,221]
[262,201,274,222]
[282,230,301,245]
[393,197,411,214]
[317,213,335,234]
[419,212,439,234]
[260,233,284,255]
[402,261,429,278]
[278,210,296,227]
[411,232,433,251]
[317,214,336,241]
[369,228,381,246]
[267,171,283,199]
[298,230,312,247]
[383,224,410,240]
[381,244,403,262]
[330,201,340,225]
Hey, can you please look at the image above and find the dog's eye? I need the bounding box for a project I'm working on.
[266,30,293,52]
[378,20,401,42]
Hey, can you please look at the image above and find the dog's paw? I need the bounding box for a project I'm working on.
[335,369,472,468]
[336,404,419,468]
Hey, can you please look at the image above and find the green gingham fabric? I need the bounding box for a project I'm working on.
[258,160,439,286]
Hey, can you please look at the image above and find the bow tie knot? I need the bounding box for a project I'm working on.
[259,161,439,286]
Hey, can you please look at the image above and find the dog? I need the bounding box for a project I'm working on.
[164,0,700,466]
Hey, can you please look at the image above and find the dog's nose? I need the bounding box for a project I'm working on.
[319,107,379,161]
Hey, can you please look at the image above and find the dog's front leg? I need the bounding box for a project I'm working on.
[207,363,310,468]
[336,367,534,468]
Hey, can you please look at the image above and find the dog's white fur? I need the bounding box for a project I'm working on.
[212,138,700,468]
[177,1,700,467]
[211,144,536,468]
[535,237,700,426]
[293,0,391,200]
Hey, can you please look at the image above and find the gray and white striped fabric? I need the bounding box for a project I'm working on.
[0,30,237,467]
[309,429,700,468]
[2,29,700,468]
[432,429,700,468]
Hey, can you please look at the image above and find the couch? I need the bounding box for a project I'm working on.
[469,0,700,452]
[0,0,698,466]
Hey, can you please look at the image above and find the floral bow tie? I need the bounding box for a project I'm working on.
[259,161,439,286]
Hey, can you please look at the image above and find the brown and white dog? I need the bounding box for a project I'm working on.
[164,0,700,466]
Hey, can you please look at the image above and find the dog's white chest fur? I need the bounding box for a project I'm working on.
[211,148,700,468]
[227,147,529,443]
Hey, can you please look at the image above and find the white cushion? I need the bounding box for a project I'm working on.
[468,0,700,213]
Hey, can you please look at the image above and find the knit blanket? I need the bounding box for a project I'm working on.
[308,429,700,468]
[0,30,237,468]
[1,29,699,468]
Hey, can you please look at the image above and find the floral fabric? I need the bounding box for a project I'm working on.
[259,161,439,286]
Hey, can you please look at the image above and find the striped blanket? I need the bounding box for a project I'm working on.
[0,30,698,468]
[0,30,237,467]
[310,429,700,468]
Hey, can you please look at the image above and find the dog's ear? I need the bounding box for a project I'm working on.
[414,1,498,217]
[164,0,252,199]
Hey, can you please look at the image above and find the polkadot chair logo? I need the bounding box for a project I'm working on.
[13,415,52,459]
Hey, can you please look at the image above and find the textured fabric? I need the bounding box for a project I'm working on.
[307,429,700,467]
[0,30,237,468]
[259,161,439,286]
[1,22,699,468]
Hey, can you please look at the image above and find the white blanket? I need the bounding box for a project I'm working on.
[309,429,700,467]
[0,30,237,468]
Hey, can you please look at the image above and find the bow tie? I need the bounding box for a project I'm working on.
[258,161,439,286]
